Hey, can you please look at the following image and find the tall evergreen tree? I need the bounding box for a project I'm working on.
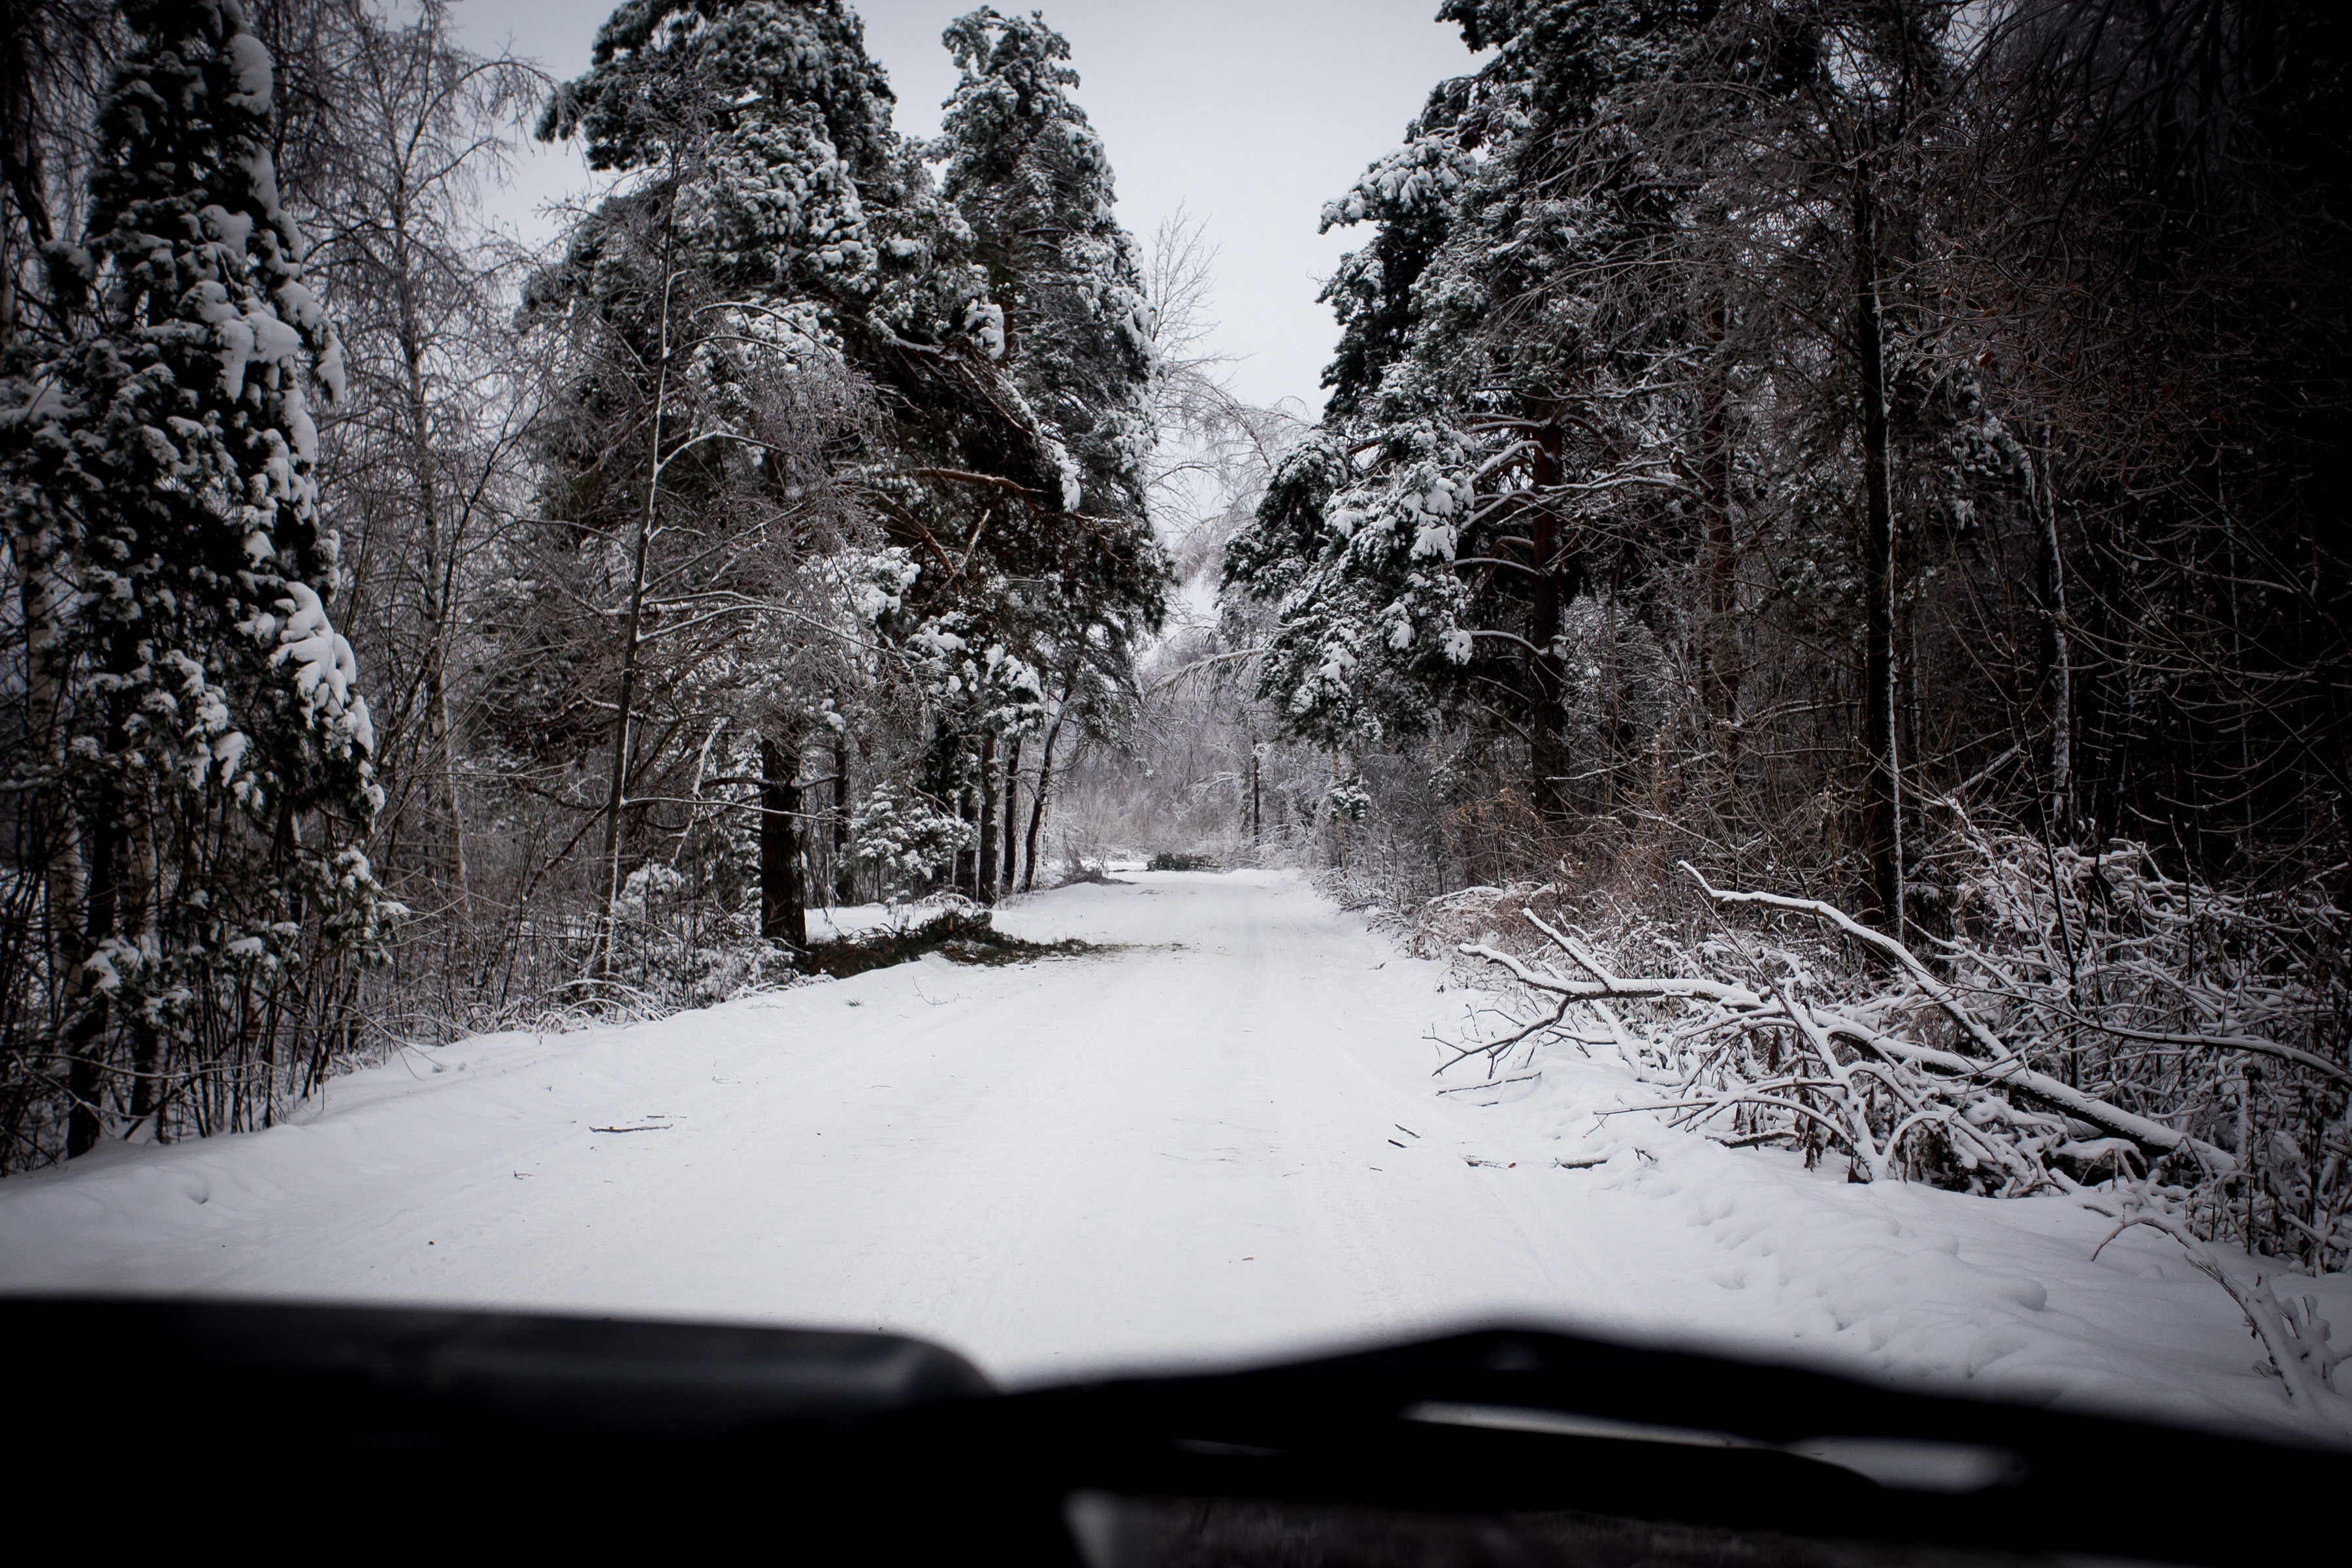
[936,6,1154,527]
[1,0,391,1158]
[1226,1,1708,823]
[928,7,1164,897]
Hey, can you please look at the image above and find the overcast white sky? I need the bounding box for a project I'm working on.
[453,1,1482,417]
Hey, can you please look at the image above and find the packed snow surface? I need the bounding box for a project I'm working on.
[4,872,2344,1439]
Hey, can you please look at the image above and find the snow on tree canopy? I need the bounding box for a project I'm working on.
[543,1,899,183]
[8,0,370,780]
[1227,0,1716,781]
[936,7,1157,525]
[677,82,875,287]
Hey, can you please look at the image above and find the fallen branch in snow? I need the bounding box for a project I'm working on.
[1680,862,2020,1065]
[1435,1073,1540,1096]
[1424,823,2349,1281]
[1409,826,2352,1413]
[1446,873,2236,1194]
[2087,1179,2349,1423]
[1920,817,2350,1268]
[589,1124,671,1134]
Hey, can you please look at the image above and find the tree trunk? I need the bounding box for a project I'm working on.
[63,783,121,1158]
[1024,702,1071,894]
[124,813,160,1134]
[596,506,655,971]
[63,634,145,1157]
[596,231,677,975]
[20,541,89,1122]
[397,183,465,901]
[832,731,855,904]
[1528,424,1570,819]
[953,787,975,896]
[976,732,999,904]
[1001,736,1022,896]
[2038,440,2073,834]
[1854,179,1902,934]
[1701,298,1739,792]
[1330,749,1347,871]
[760,737,806,950]
[1250,741,1261,843]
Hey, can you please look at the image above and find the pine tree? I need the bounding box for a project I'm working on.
[541,0,898,184]
[528,3,914,956]
[936,6,1155,527]
[927,7,1165,896]
[1,0,393,1158]
[1227,1,1710,823]
[527,1,1168,921]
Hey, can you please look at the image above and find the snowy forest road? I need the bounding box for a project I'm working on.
[4,872,2346,1436]
[0,873,1633,1383]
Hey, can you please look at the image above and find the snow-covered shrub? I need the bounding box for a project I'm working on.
[849,787,976,899]
[600,863,791,1009]
[1440,817,2348,1271]
[1929,815,2349,1270]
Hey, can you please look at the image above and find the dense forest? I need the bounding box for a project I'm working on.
[2,1,2345,1282]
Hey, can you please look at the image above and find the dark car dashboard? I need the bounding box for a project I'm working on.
[5,1299,2336,1565]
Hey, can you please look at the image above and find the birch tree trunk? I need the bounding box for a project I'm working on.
[595,189,678,977]
[976,731,999,904]
[392,156,466,902]
[1024,686,1074,894]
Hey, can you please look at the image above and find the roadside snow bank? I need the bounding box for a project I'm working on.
[1433,1037,2352,1439]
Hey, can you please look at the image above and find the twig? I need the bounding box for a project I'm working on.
[1436,1072,1541,1095]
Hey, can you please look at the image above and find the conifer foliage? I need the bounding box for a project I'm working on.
[922,7,1163,900]
[0,1,1171,1166]
[1200,0,2348,1267]
[936,7,1156,525]
[2,0,393,1160]
[1226,1,1712,826]
[515,0,1166,956]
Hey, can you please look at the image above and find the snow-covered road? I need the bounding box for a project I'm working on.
[4,871,2345,1437]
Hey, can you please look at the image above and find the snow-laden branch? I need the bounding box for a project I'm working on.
[1672,862,2231,1171]
[1448,872,2247,1198]
[2087,1181,2349,1424]
[1678,860,2016,1062]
